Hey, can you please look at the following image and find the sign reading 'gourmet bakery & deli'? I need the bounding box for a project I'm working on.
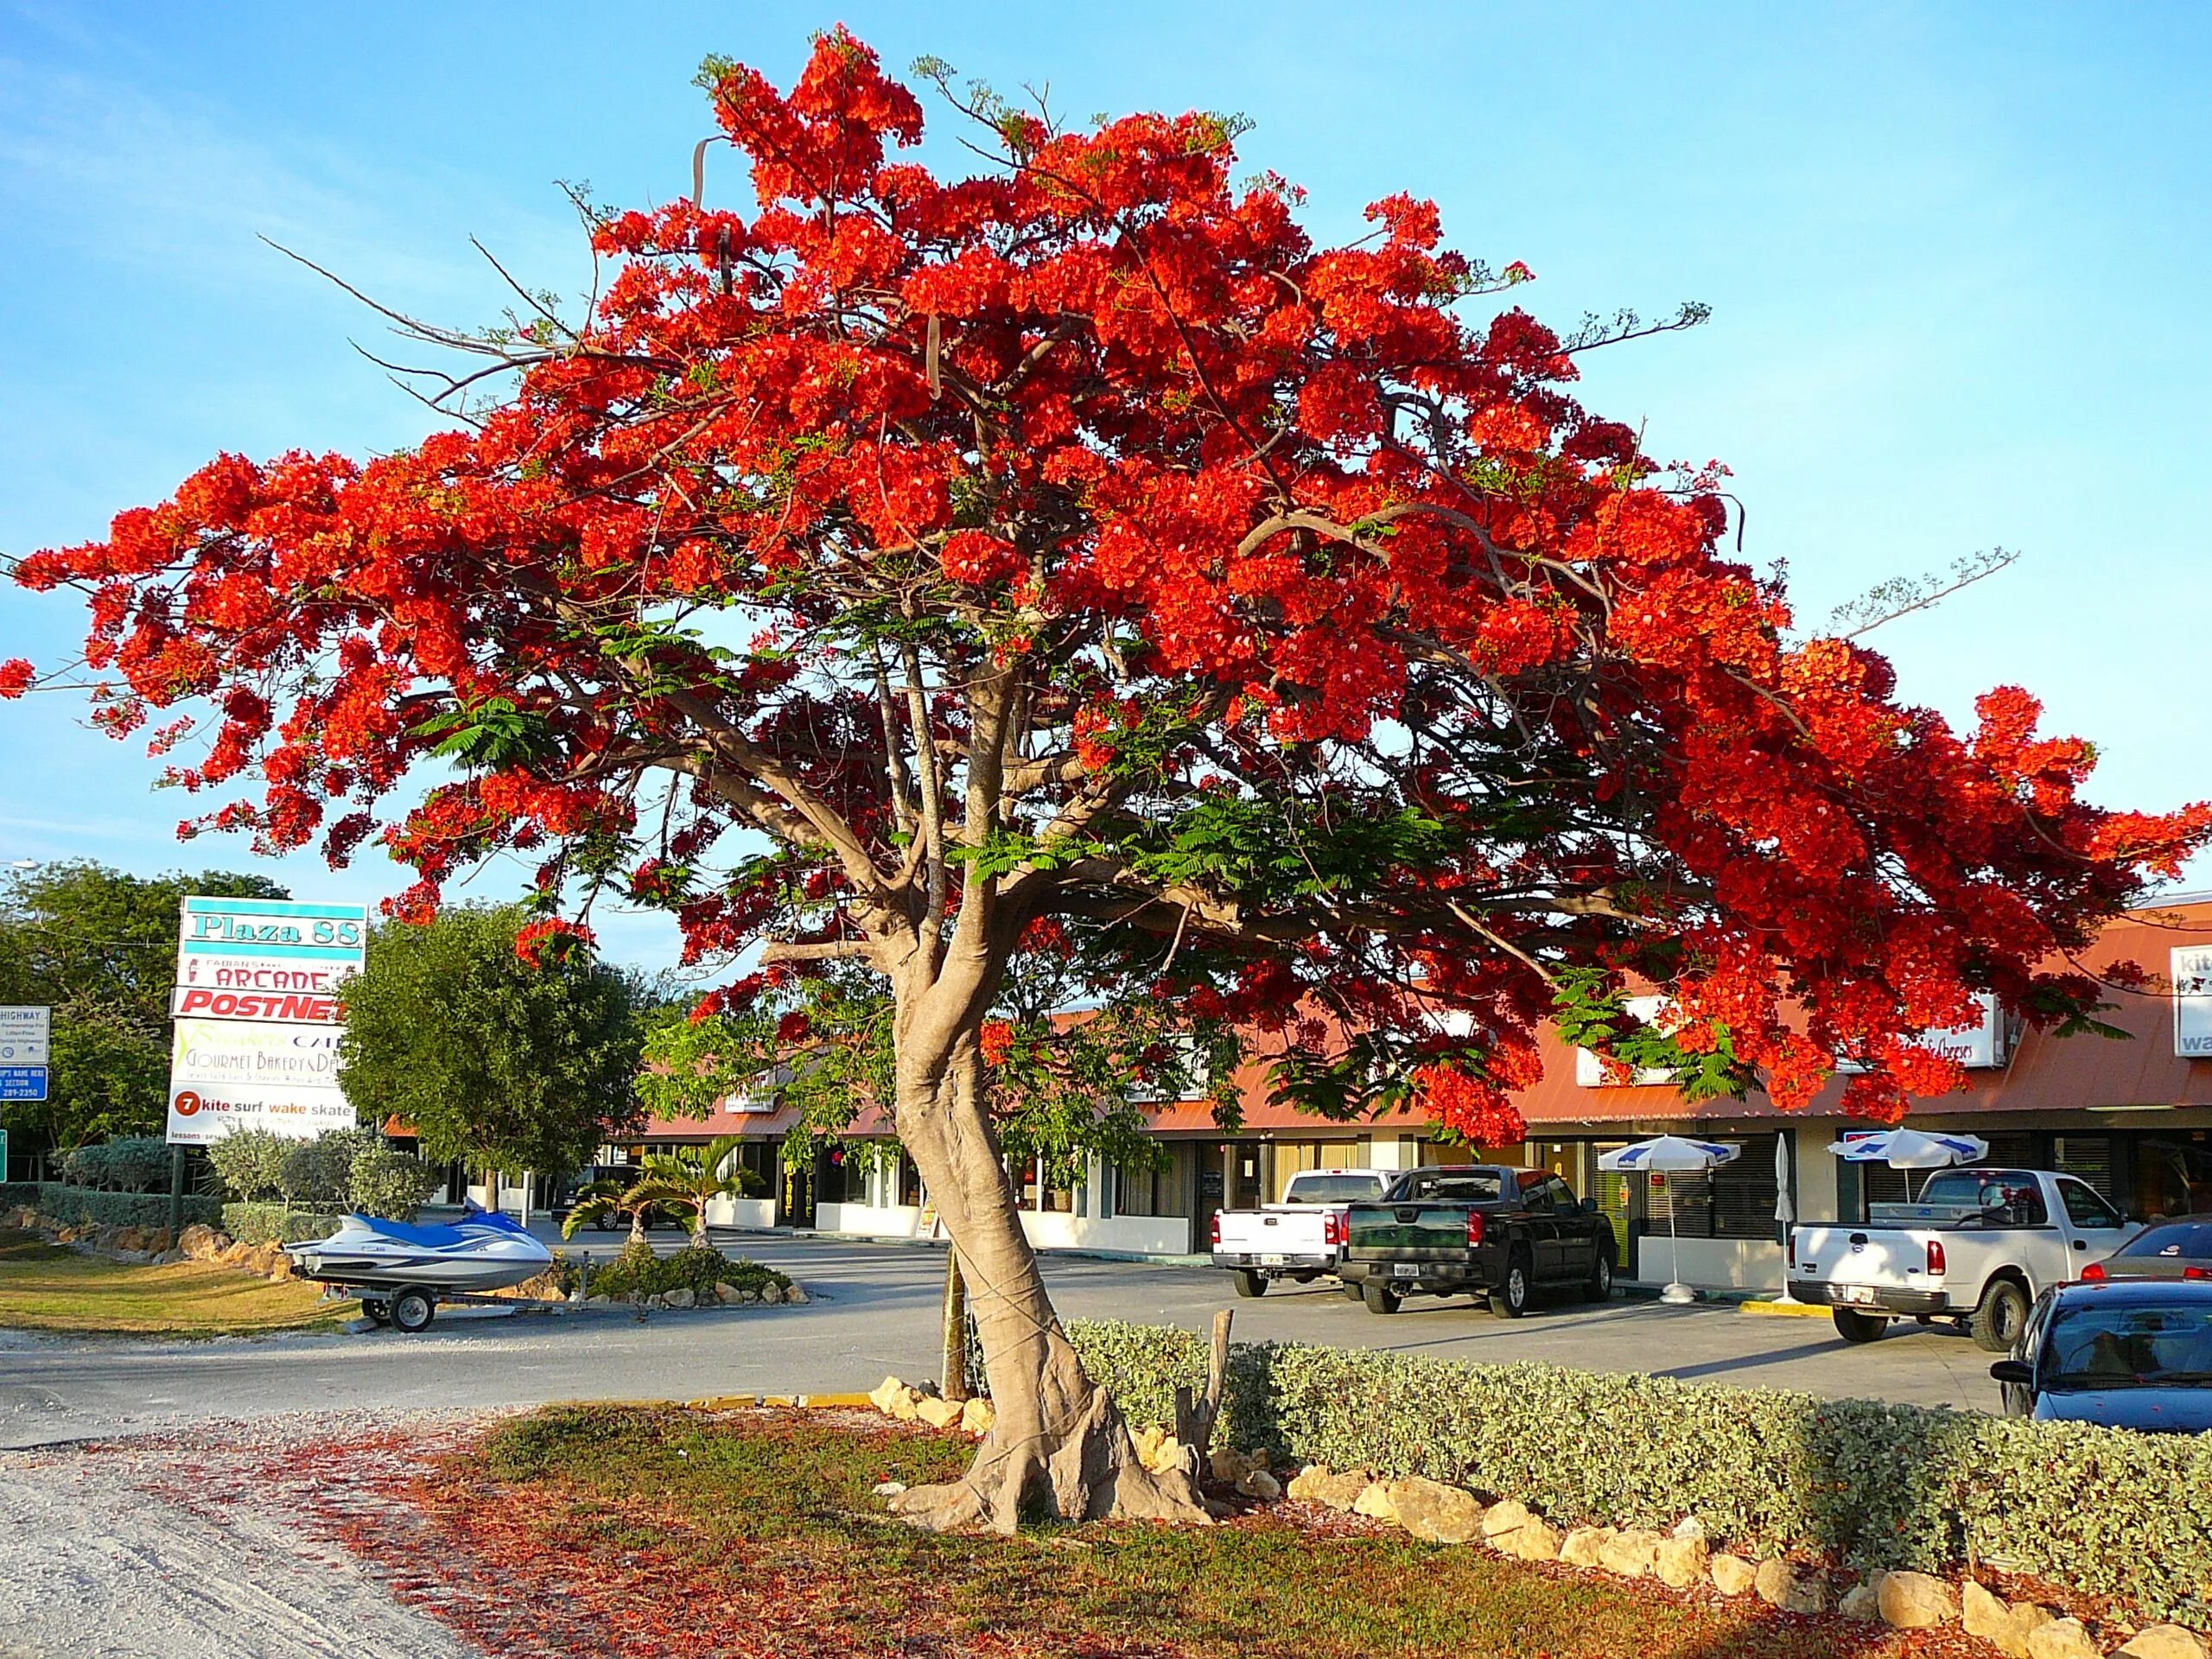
[166,897,368,1145]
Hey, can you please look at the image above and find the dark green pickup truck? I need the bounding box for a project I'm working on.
[1339,1165,1618,1316]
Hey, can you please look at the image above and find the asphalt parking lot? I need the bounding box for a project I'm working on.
[0,1230,2004,1449]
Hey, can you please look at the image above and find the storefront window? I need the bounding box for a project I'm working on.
[2133,1134,2212,1218]
[1111,1145,1192,1217]
[1640,1136,1782,1241]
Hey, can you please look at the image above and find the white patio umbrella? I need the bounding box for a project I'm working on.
[1598,1136,1742,1305]
[1771,1133,1801,1305]
[1827,1128,1990,1200]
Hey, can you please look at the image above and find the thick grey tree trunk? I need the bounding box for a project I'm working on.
[885,1040,1208,1533]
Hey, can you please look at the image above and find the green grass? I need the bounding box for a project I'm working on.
[0,1229,340,1335]
[433,1407,1923,1659]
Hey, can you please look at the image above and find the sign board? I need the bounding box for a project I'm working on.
[0,1125,8,1179]
[2176,945,2212,1059]
[1573,995,1677,1088]
[167,898,365,1144]
[165,1018,353,1144]
[0,1006,50,1101]
[174,898,366,1021]
[1833,990,2009,1072]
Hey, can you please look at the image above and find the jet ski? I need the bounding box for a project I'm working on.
[285,1206,553,1330]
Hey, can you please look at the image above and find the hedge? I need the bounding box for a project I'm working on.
[0,1180,39,1211]
[22,1183,221,1230]
[1062,1321,2212,1629]
[219,1203,346,1246]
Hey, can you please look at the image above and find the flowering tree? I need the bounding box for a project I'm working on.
[11,32,2205,1529]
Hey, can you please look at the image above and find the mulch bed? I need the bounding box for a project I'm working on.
[226,1407,2033,1659]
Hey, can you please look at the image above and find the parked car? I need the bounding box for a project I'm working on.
[1338,1166,1616,1317]
[1210,1166,1393,1297]
[1989,1279,2212,1432]
[1786,1167,2139,1350]
[2081,1213,2212,1283]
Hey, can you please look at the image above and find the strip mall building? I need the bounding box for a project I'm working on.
[627,894,2212,1291]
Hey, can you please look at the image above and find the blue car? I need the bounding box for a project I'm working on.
[1991,1279,2212,1433]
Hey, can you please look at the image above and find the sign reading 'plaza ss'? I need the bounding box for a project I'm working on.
[168,899,368,1024]
[165,897,368,1145]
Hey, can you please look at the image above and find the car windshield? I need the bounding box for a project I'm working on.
[1401,1170,1504,1203]
[2044,1304,2212,1388]
[2113,1222,2212,1260]
[1280,1175,1387,1204]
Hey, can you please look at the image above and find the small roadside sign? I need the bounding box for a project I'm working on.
[0,1007,49,1102]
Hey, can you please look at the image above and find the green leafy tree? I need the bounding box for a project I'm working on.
[337,905,646,1187]
[0,861,288,1154]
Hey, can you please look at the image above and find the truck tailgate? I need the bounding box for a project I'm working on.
[1345,1202,1470,1261]
[1790,1224,1940,1291]
[1216,1211,1330,1255]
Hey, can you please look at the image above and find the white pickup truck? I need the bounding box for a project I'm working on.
[1787,1166,2140,1350]
[1209,1167,1393,1298]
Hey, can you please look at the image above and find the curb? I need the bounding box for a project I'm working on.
[1739,1300,1832,1319]
[562,1393,879,1412]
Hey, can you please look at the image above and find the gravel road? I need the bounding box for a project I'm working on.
[0,1414,480,1659]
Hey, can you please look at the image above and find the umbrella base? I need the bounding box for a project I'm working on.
[1658,1281,1698,1306]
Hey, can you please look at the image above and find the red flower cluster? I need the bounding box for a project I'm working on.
[12,28,2205,1141]
[512,918,595,969]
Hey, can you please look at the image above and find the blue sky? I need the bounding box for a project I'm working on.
[3,1,2208,975]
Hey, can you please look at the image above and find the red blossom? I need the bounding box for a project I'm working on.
[8,29,2202,1142]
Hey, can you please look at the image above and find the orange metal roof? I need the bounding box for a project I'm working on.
[637,897,2212,1141]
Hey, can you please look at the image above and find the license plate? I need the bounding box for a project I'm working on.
[1841,1285,1878,1306]
[1261,1254,1284,1267]
[1391,1263,1421,1279]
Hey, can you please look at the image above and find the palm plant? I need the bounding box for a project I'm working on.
[566,1141,765,1256]
[561,1170,663,1246]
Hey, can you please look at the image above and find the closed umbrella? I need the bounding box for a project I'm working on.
[1827,1128,1990,1200]
[1771,1133,1800,1305]
[1598,1136,1742,1305]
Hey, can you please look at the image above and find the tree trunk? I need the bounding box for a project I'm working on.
[884,1039,1209,1534]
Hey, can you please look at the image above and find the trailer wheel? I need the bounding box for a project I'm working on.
[360,1300,391,1325]
[1361,1282,1402,1315]
[1233,1269,1269,1299]
[1832,1306,1888,1344]
[390,1287,437,1334]
[1971,1278,2031,1353]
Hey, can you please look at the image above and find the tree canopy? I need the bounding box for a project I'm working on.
[0,861,288,1152]
[336,904,646,1178]
[12,29,2207,1525]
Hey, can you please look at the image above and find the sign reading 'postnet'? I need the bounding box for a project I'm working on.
[166,897,368,1144]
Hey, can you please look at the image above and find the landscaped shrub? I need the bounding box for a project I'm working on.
[206,1130,295,1202]
[219,1202,344,1245]
[347,1147,441,1221]
[278,1128,377,1206]
[1059,1323,2212,1629]
[579,1241,788,1301]
[60,1137,171,1192]
[32,1183,220,1230]
[0,1180,39,1211]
